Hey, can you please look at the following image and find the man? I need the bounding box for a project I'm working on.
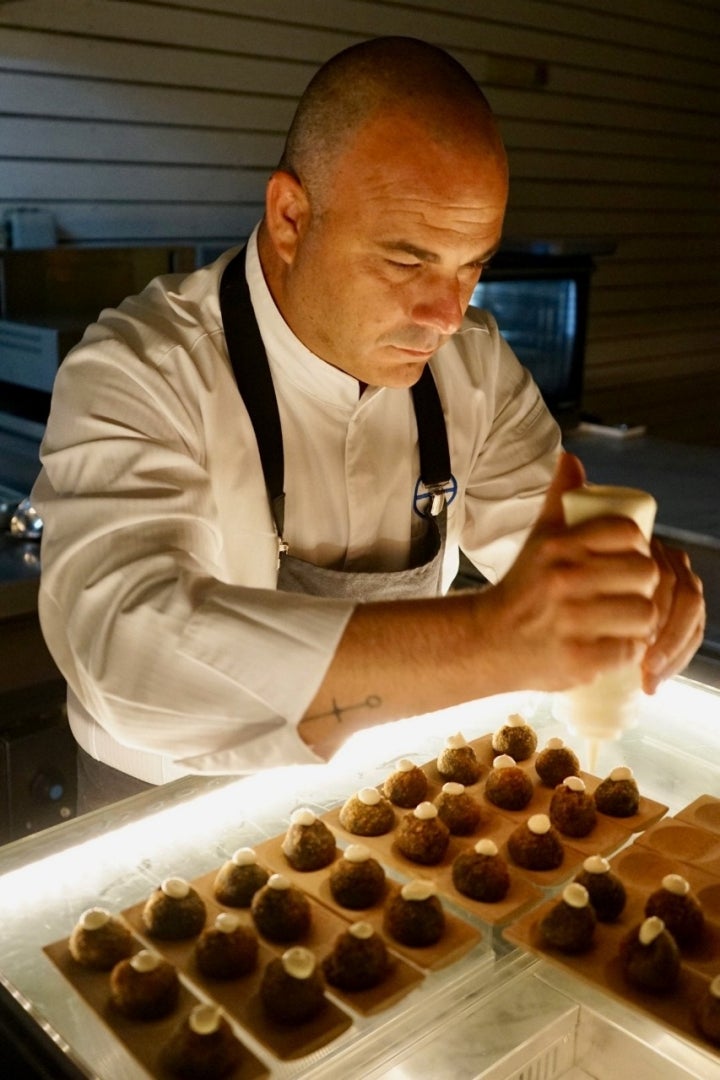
[32,37,704,804]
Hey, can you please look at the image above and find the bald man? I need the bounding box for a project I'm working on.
[32,37,704,804]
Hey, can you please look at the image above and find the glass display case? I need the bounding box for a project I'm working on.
[0,676,718,1080]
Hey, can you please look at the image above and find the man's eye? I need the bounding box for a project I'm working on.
[460,262,488,282]
[386,259,421,270]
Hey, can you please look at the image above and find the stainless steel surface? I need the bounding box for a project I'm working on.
[8,496,43,539]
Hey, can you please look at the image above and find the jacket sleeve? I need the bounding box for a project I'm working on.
[33,302,354,774]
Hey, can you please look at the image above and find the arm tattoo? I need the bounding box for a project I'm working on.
[305,694,382,724]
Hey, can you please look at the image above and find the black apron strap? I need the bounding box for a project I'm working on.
[219,247,287,534]
[218,246,452,534]
[411,364,452,510]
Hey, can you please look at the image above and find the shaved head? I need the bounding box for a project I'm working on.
[259,36,509,387]
[277,36,506,209]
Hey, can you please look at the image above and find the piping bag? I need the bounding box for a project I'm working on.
[554,484,657,772]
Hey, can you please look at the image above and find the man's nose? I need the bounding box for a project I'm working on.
[411,278,466,335]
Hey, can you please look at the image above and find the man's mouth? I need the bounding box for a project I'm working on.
[381,327,443,356]
[386,334,443,357]
[392,345,437,358]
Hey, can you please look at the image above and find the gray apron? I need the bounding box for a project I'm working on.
[219,247,453,603]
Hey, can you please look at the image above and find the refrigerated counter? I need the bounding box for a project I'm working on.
[0,677,718,1080]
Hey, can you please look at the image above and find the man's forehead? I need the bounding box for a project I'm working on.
[377,238,502,265]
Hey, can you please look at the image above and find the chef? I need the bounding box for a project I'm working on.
[32,37,704,809]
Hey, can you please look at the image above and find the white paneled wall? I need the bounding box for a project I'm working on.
[1,0,719,427]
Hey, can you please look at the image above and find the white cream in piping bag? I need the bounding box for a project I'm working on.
[555,483,657,771]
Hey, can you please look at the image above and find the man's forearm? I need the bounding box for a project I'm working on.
[297,591,500,760]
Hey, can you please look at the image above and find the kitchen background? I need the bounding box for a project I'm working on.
[1,0,718,440]
[0,0,718,842]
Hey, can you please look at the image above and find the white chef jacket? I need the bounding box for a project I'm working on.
[32,227,561,782]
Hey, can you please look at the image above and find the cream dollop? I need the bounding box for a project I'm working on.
[493,754,516,771]
[528,814,551,835]
[444,733,468,750]
[231,847,258,866]
[639,916,665,945]
[130,950,162,973]
[78,907,111,931]
[441,782,465,796]
[290,807,317,827]
[474,839,499,856]
[563,776,586,792]
[413,801,439,820]
[582,855,610,875]
[282,946,316,979]
[662,873,690,896]
[161,877,190,899]
[267,873,291,891]
[395,758,416,773]
[215,913,241,934]
[544,737,565,750]
[349,921,374,940]
[401,879,437,902]
[608,766,634,782]
[188,1004,223,1036]
[562,883,590,909]
[343,843,372,864]
[358,787,381,806]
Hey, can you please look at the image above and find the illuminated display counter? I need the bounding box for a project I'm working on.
[0,674,718,1079]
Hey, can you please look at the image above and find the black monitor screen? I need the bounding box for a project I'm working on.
[470,268,589,422]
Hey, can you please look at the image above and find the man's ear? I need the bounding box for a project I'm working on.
[264,170,310,266]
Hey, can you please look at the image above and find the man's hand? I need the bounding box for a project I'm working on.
[478,452,662,694]
[482,452,705,696]
[642,537,705,693]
